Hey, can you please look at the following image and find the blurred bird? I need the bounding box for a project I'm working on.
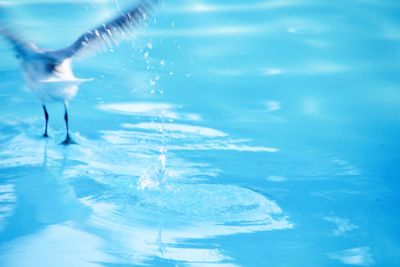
[0,0,158,145]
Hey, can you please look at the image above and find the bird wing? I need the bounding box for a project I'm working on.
[0,26,33,57]
[54,0,159,59]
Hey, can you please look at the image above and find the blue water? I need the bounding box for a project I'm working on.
[1,0,400,266]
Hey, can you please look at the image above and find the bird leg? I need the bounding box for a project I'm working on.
[42,105,49,137]
[60,102,76,145]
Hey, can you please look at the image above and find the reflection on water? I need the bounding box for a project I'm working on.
[327,247,374,266]
[0,101,291,266]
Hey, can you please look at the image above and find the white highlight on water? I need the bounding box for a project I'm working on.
[327,247,374,266]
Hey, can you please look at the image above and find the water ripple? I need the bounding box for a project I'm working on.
[0,113,288,265]
[81,183,292,265]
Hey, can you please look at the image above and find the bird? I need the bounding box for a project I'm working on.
[0,0,159,145]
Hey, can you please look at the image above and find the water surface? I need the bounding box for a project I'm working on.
[1,0,400,266]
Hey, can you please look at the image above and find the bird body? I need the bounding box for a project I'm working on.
[20,53,79,102]
[0,0,157,144]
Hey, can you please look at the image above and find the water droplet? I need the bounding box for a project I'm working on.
[169,72,174,76]
[144,51,149,58]
[147,42,153,49]
[159,153,166,166]
[138,171,159,190]
[160,60,166,66]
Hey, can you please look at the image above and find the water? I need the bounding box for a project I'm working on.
[0,0,400,266]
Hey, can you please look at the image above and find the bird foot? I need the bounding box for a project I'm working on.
[43,133,49,138]
[60,135,76,145]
